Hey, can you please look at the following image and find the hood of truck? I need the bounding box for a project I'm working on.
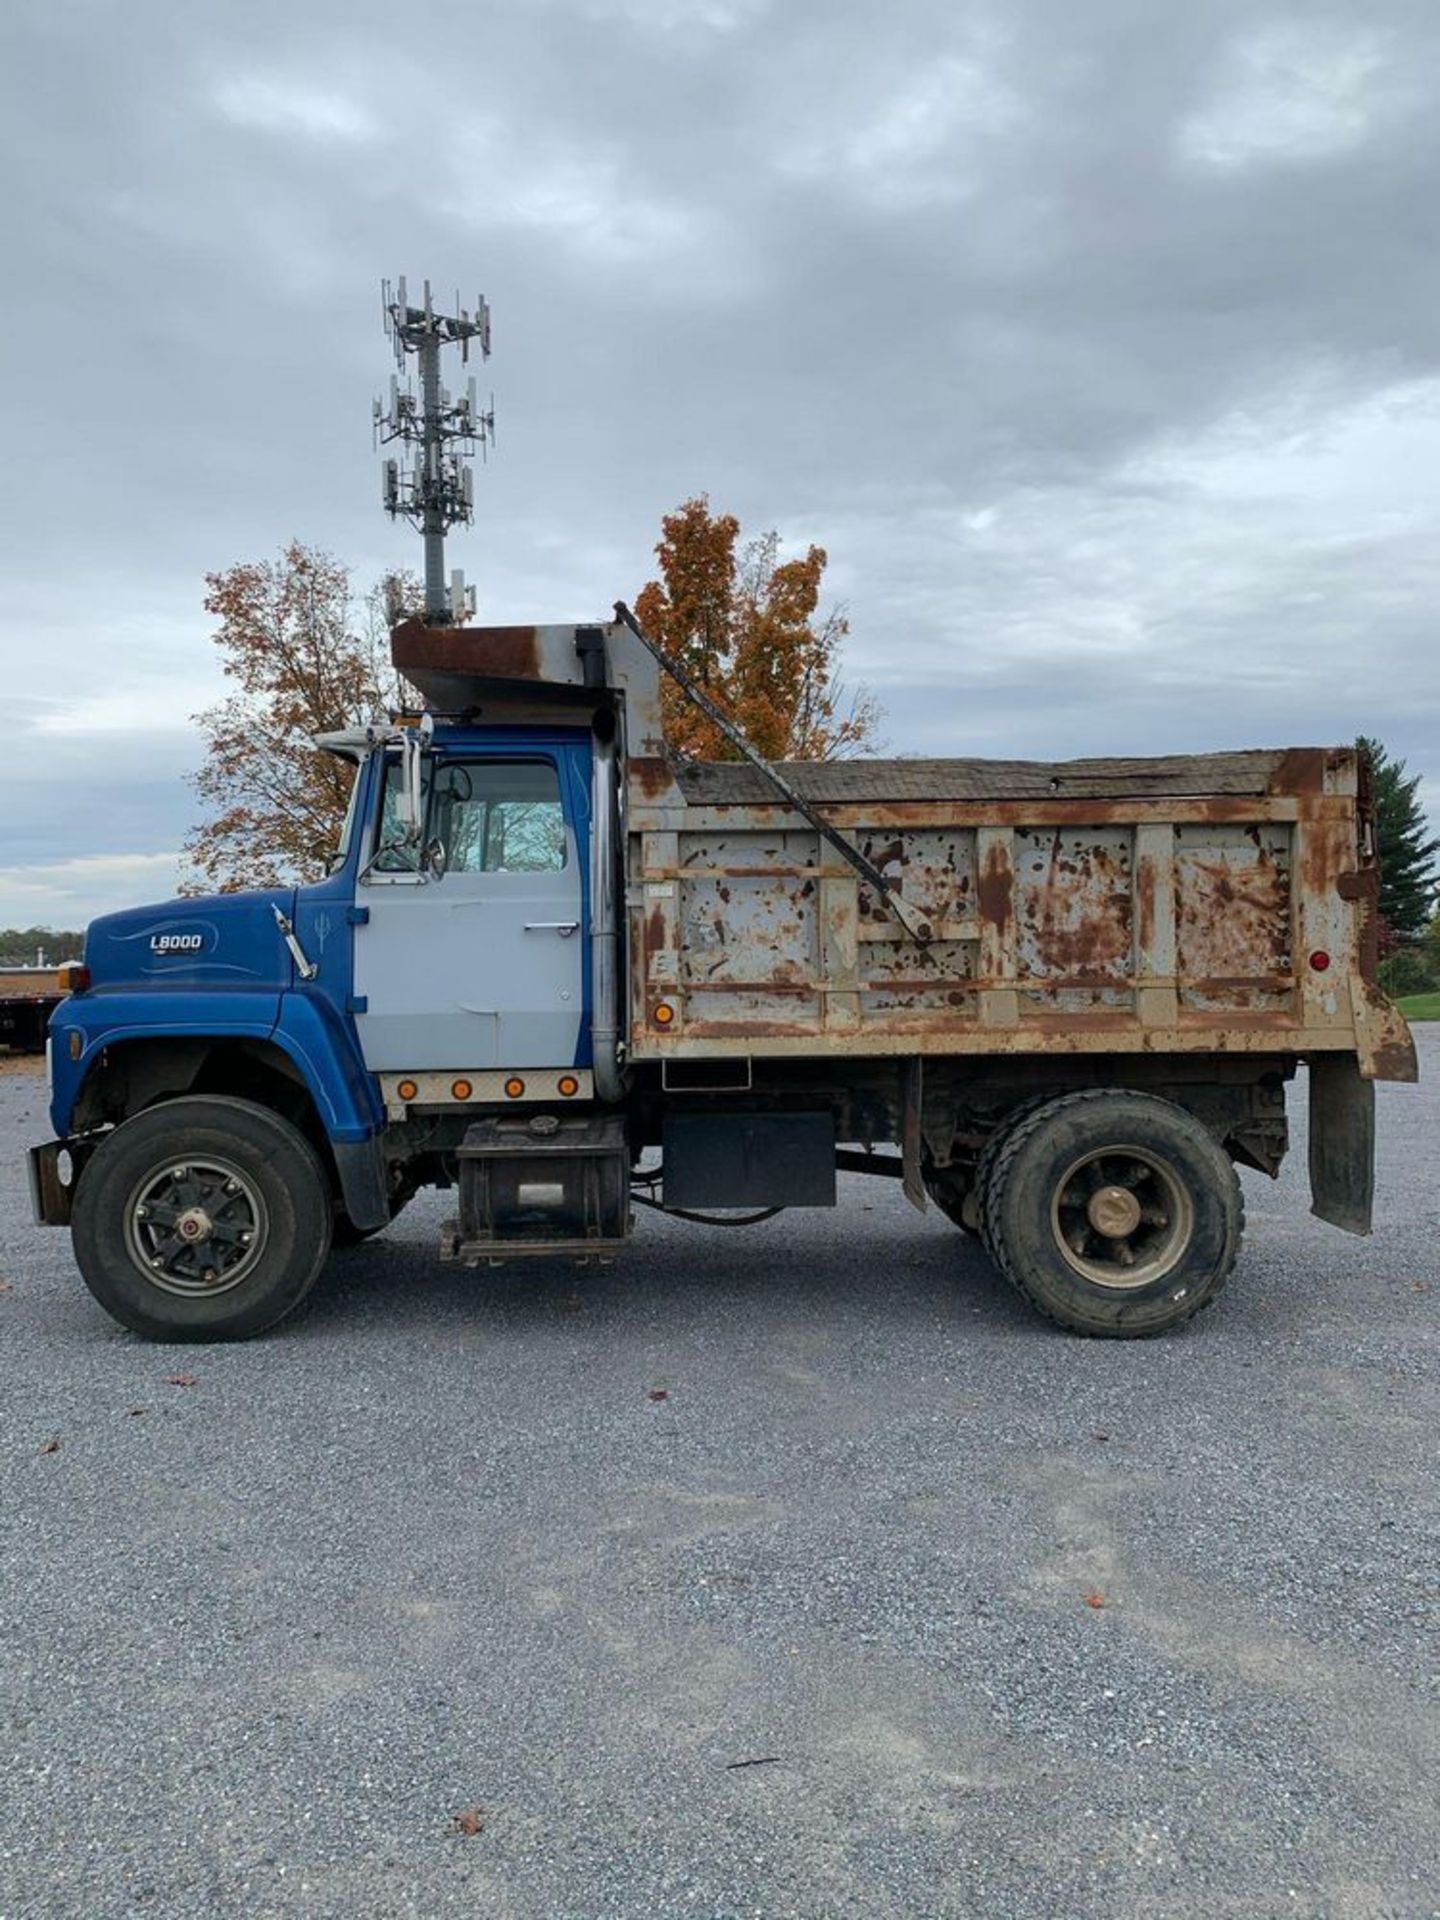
[84,890,297,991]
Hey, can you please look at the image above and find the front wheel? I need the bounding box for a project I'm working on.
[71,1096,333,1341]
[982,1089,1244,1338]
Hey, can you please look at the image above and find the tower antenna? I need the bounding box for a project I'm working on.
[375,278,494,624]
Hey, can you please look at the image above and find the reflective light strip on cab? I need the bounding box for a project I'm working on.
[379,1068,593,1118]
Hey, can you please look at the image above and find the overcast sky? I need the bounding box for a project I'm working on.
[2,0,1438,928]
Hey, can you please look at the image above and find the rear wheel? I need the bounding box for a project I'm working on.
[982,1089,1243,1337]
[72,1096,333,1341]
[973,1093,1058,1256]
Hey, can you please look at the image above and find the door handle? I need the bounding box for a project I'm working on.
[524,921,580,937]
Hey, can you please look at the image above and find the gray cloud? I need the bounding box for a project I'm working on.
[1,0,1437,923]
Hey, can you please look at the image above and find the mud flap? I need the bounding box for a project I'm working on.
[1308,1055,1375,1236]
[900,1057,926,1213]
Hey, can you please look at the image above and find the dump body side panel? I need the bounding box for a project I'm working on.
[626,747,1417,1079]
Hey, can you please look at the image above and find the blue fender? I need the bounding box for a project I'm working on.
[49,990,384,1148]
[49,991,282,1139]
[271,991,385,1143]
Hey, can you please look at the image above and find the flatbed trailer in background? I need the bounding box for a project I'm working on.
[0,971,62,1055]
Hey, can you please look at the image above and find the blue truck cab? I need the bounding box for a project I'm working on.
[32,671,624,1339]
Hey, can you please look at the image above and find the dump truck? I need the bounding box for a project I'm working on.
[28,607,1417,1341]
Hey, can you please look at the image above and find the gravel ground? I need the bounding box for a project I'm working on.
[2,1040,1437,1920]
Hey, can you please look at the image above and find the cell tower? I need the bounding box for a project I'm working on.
[375,277,495,625]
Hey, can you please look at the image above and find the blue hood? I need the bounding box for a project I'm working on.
[85,889,297,992]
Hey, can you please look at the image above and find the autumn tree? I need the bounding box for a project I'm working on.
[635,495,881,762]
[185,543,416,892]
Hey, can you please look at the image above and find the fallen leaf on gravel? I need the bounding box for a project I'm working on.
[648,1388,669,1402]
[127,1407,148,1417]
[39,1438,61,1454]
[165,1373,197,1388]
[1083,1589,1108,1609]
[453,1807,485,1836]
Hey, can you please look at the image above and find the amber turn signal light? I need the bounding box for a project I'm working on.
[396,1078,419,1101]
[504,1076,526,1098]
[653,1002,675,1026]
[451,1079,474,1101]
[557,1075,579,1098]
[57,963,90,994]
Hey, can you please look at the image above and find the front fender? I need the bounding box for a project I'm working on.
[271,991,384,1143]
[49,991,282,1138]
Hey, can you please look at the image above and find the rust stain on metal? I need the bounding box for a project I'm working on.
[629,754,675,799]
[683,1025,819,1041]
[976,842,1012,929]
[812,796,1301,831]
[1269,747,1326,796]
[1015,831,1132,980]
[391,620,541,682]
[1175,825,1292,1000]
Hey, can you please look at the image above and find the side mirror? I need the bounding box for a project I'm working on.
[397,714,433,846]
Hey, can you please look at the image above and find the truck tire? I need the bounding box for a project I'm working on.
[71,1096,333,1341]
[981,1089,1243,1338]
[972,1093,1060,1255]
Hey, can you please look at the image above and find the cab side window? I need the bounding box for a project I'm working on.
[431,761,567,874]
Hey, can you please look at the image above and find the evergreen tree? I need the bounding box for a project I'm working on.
[1357,736,1439,940]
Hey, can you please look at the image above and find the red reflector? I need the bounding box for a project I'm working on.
[1309,950,1331,973]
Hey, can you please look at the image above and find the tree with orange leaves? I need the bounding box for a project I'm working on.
[634,496,882,762]
[185,543,417,892]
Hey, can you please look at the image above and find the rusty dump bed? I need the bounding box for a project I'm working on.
[628,744,1416,1077]
[389,619,1414,1082]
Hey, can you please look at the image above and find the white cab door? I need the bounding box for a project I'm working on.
[354,756,585,1072]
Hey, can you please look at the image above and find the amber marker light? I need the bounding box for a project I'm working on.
[451,1079,474,1101]
[653,1002,675,1026]
[504,1076,526,1098]
[557,1075,579,1098]
[57,963,90,993]
[396,1078,419,1101]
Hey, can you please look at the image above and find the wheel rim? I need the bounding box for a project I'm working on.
[1049,1144,1193,1291]
[122,1157,269,1298]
